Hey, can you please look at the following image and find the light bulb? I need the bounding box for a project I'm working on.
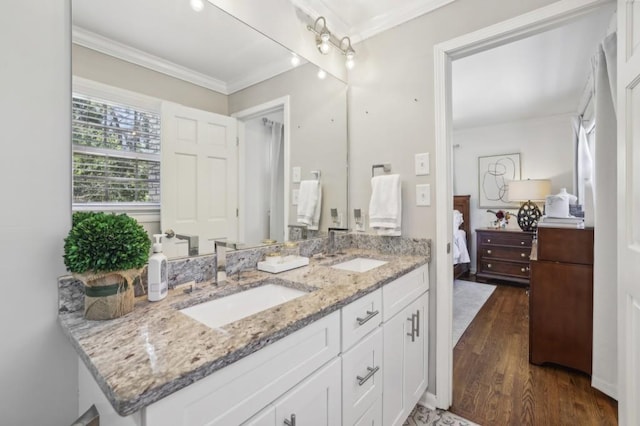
[190,0,204,12]
[345,57,355,70]
[319,41,331,54]
[290,54,300,67]
[317,68,327,80]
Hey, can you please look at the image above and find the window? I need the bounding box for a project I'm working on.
[72,91,161,209]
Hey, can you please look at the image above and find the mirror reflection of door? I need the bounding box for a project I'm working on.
[243,108,285,243]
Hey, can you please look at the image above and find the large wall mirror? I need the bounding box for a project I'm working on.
[71,0,348,258]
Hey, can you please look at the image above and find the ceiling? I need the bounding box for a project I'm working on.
[73,0,615,126]
[452,5,615,129]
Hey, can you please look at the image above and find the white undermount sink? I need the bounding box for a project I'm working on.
[331,257,388,273]
[180,284,307,329]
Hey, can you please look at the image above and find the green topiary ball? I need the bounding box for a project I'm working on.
[64,212,151,274]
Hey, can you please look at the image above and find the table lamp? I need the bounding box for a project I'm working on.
[508,179,551,231]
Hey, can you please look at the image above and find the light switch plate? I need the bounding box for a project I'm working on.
[416,184,431,206]
[415,153,430,176]
[292,189,299,205]
[292,166,301,183]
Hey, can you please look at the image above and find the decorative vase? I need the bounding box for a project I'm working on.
[75,268,142,320]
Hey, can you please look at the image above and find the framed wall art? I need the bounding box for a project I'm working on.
[478,153,521,208]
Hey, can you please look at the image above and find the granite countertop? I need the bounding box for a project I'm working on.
[58,248,427,416]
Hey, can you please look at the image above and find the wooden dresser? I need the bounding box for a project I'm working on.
[529,227,594,375]
[475,228,535,285]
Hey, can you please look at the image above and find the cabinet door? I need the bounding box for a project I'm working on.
[275,358,341,426]
[342,327,383,425]
[243,406,275,426]
[383,291,429,426]
[353,396,382,426]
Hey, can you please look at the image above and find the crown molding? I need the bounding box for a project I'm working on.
[72,26,229,94]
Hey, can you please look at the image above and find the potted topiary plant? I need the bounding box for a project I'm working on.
[64,212,151,320]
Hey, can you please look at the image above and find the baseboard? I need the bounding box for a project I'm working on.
[419,391,439,409]
[591,375,617,400]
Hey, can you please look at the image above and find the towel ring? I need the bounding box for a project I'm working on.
[371,164,391,177]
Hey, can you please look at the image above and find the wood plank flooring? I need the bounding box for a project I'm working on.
[450,284,618,425]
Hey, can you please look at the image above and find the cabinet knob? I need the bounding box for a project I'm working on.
[487,249,492,255]
[521,241,525,245]
[521,252,526,258]
[487,263,492,268]
[487,239,491,243]
[521,267,526,272]
[284,414,296,426]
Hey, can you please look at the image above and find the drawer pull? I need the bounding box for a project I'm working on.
[284,414,296,426]
[521,267,526,272]
[521,241,525,245]
[487,249,492,255]
[487,263,492,268]
[415,309,420,337]
[407,312,419,341]
[521,252,526,258]
[356,310,379,326]
[487,239,491,243]
[357,366,380,386]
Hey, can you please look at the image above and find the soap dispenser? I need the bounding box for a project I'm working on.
[148,234,168,302]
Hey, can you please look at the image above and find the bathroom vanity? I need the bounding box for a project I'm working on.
[59,240,430,426]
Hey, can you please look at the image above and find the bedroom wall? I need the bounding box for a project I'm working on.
[452,113,575,273]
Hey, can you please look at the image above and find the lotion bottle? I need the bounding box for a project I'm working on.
[148,234,168,302]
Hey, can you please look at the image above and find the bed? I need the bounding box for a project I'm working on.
[453,195,471,279]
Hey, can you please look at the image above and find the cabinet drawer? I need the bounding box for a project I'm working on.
[342,328,383,426]
[478,231,533,247]
[537,227,594,265]
[145,311,340,426]
[383,265,428,321]
[341,288,382,351]
[480,246,531,261]
[478,259,529,278]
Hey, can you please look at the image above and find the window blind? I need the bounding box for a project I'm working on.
[72,94,161,205]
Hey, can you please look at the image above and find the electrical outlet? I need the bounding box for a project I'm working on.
[415,153,430,176]
[292,166,301,183]
[416,184,431,206]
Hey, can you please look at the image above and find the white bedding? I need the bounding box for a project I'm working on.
[453,209,471,265]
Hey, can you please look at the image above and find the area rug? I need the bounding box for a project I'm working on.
[404,404,480,426]
[453,279,496,347]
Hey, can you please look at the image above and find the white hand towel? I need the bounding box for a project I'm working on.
[369,174,401,236]
[297,180,322,230]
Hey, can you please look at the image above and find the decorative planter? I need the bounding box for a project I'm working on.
[75,268,142,320]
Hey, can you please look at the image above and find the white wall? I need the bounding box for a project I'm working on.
[348,0,559,393]
[453,114,576,271]
[0,1,78,424]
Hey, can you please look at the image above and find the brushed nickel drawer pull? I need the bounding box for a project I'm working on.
[284,414,296,426]
[356,310,379,326]
[357,366,380,386]
[415,309,420,337]
[407,314,417,341]
[487,249,492,254]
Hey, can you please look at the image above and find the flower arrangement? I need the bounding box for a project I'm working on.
[487,209,511,228]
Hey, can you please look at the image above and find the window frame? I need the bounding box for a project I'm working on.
[72,77,162,219]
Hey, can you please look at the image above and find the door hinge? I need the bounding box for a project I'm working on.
[236,208,239,217]
[447,242,451,254]
[236,136,239,146]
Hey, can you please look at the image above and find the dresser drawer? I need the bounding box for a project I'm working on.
[341,288,382,352]
[537,227,594,265]
[480,246,531,261]
[478,231,533,248]
[478,259,530,279]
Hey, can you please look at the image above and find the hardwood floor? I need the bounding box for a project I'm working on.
[450,284,617,425]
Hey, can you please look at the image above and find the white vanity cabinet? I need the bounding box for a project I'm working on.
[382,265,429,426]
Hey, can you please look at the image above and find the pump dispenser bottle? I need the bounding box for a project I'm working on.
[148,234,168,302]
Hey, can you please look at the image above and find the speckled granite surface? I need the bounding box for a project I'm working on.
[58,236,430,416]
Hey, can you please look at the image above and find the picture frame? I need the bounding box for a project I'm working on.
[478,153,521,208]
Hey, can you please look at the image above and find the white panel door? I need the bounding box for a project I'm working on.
[161,102,238,255]
[618,1,640,424]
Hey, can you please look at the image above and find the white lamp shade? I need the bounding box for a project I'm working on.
[508,179,551,202]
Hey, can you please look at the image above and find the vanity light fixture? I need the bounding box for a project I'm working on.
[307,16,356,70]
[189,0,204,12]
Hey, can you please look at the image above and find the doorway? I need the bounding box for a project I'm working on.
[434,0,616,410]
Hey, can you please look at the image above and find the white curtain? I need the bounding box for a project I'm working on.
[268,122,284,241]
[590,31,618,399]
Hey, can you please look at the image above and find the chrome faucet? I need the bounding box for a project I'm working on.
[214,240,237,284]
[327,227,348,256]
[287,224,308,240]
[164,229,199,256]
